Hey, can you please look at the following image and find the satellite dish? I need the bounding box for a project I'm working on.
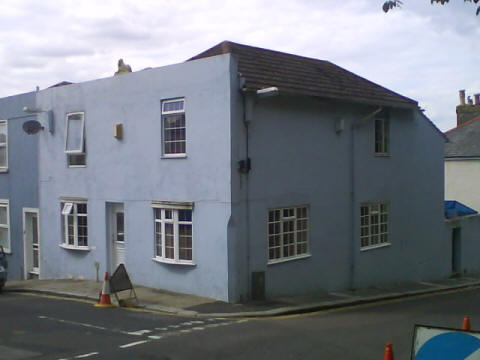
[22,120,43,135]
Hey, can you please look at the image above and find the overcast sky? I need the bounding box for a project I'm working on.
[0,0,478,131]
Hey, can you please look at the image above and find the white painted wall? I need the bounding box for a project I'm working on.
[445,159,480,211]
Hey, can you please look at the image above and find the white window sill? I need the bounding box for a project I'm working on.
[59,243,91,251]
[360,243,391,252]
[0,168,8,173]
[267,253,311,266]
[1,249,11,255]
[161,154,187,159]
[374,153,390,157]
[67,165,87,168]
[152,257,195,266]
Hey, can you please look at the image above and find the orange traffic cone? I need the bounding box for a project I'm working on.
[94,272,115,308]
[462,316,471,331]
[383,343,394,360]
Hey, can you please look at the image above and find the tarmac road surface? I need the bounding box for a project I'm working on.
[1,287,480,359]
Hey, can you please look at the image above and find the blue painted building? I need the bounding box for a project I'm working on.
[0,91,39,280]
[32,42,447,302]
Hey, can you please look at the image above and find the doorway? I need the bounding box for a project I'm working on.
[452,227,461,275]
[23,208,40,279]
[108,203,125,273]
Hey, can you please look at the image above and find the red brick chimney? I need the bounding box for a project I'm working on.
[456,90,480,126]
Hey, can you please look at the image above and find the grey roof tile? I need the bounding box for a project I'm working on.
[445,116,480,157]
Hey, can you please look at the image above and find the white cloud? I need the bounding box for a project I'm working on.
[0,0,477,130]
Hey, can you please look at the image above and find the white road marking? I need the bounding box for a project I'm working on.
[192,327,205,331]
[206,323,220,328]
[465,348,480,360]
[180,329,191,333]
[419,281,443,287]
[191,320,204,324]
[168,324,180,328]
[119,340,149,349]
[181,321,192,326]
[330,292,354,298]
[38,315,107,331]
[148,335,163,340]
[155,327,168,331]
[74,352,99,358]
[126,329,152,336]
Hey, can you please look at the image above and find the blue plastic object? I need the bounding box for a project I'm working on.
[444,200,478,219]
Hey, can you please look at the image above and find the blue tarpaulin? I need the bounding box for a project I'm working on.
[444,200,478,219]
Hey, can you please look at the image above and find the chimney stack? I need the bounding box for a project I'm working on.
[459,89,466,105]
[457,89,480,126]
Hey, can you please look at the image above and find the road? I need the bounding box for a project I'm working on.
[1,287,479,359]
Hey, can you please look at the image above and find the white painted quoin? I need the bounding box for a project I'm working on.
[34,42,447,302]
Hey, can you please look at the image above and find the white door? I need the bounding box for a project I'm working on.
[109,203,125,273]
[23,208,40,279]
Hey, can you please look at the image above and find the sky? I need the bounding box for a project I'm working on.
[0,0,478,131]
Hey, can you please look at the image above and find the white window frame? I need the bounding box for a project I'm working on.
[60,201,89,250]
[0,200,10,252]
[0,120,8,172]
[360,202,389,250]
[267,205,310,264]
[161,98,186,158]
[65,112,86,167]
[152,202,193,265]
[375,115,389,155]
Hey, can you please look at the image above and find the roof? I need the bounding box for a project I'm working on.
[445,115,480,158]
[188,41,418,109]
[48,81,73,88]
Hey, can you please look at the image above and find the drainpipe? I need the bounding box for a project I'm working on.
[240,82,278,300]
[349,106,383,290]
[240,84,254,300]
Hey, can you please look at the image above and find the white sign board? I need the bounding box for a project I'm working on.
[412,325,480,360]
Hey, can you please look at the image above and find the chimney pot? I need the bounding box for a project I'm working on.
[459,89,466,105]
[475,94,480,106]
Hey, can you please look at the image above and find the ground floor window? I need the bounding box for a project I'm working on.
[268,205,309,263]
[360,202,388,249]
[0,200,9,251]
[153,204,193,264]
[61,201,88,248]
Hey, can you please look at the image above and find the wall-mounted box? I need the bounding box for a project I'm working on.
[114,124,123,139]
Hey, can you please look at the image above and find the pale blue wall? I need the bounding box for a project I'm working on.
[36,55,233,300]
[445,215,480,275]
[230,94,447,299]
[0,92,38,280]
[33,50,447,302]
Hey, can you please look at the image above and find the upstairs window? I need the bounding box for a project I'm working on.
[0,121,7,171]
[162,99,186,157]
[65,112,86,167]
[375,115,389,155]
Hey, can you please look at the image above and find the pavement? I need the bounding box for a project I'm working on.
[4,275,480,318]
